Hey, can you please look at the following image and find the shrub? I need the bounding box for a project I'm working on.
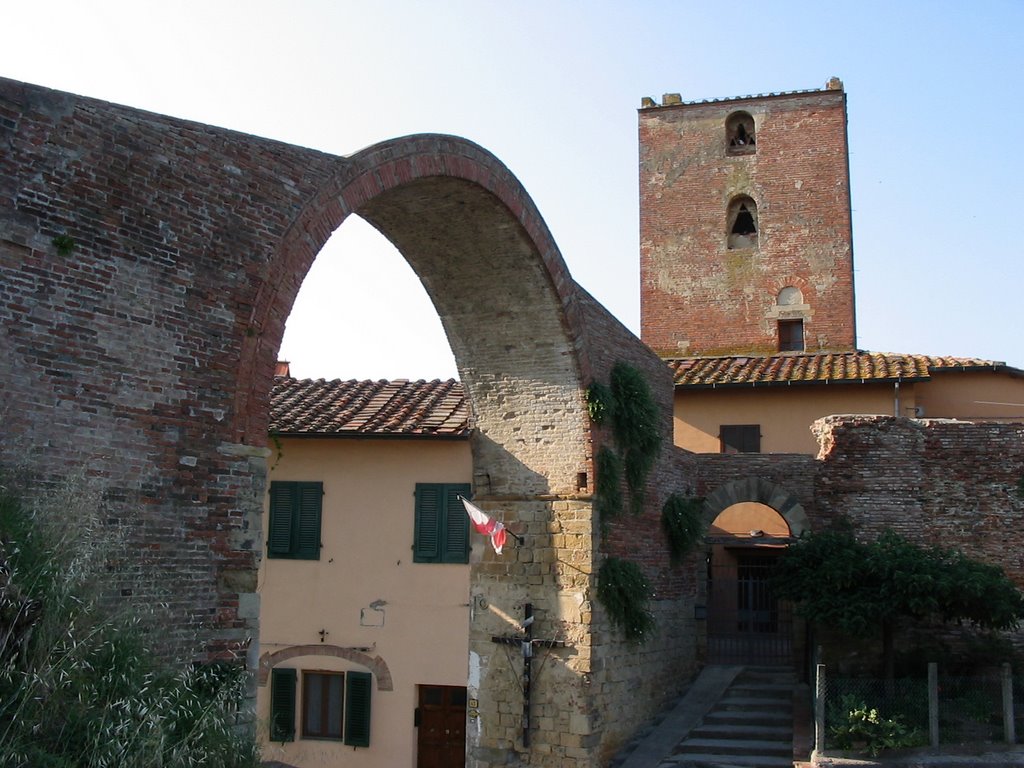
[0,473,259,768]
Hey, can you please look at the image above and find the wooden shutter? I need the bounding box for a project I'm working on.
[442,484,471,564]
[344,671,372,747]
[267,482,296,557]
[268,481,322,559]
[720,425,761,454]
[269,667,297,742]
[295,482,322,560]
[414,484,442,562]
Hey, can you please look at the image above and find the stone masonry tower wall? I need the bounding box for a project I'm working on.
[639,80,856,357]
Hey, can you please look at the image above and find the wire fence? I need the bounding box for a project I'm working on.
[817,665,1020,753]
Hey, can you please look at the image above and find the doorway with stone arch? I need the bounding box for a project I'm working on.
[700,479,809,666]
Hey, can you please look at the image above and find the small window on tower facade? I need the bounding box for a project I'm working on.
[726,111,756,155]
[778,319,805,352]
[727,195,758,250]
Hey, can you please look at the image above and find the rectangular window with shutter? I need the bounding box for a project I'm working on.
[413,483,471,564]
[271,668,373,746]
[268,481,323,560]
[720,424,761,454]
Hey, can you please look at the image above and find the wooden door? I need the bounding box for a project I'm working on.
[417,685,466,768]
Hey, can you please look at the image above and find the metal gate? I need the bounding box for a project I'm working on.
[707,552,793,665]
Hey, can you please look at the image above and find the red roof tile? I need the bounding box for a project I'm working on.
[270,377,470,437]
[668,352,1019,388]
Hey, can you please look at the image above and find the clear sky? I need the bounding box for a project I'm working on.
[4,1,1022,378]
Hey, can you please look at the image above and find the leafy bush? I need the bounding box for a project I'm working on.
[0,474,259,768]
[829,695,923,756]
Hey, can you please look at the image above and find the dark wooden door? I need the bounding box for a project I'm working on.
[417,685,466,768]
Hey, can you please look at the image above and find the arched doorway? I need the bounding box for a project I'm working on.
[701,480,808,666]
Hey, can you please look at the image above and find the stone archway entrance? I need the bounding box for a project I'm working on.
[701,480,809,666]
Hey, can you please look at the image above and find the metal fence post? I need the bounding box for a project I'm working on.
[815,663,826,756]
[1003,662,1016,745]
[928,662,939,747]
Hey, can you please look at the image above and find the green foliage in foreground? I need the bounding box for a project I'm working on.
[829,695,924,757]
[0,476,259,768]
[773,525,1024,677]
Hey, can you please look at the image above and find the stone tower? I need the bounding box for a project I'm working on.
[639,78,856,357]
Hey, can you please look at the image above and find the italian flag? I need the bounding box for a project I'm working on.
[460,497,508,555]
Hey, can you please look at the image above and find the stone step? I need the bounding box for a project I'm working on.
[690,722,792,741]
[703,709,792,727]
[674,737,792,758]
[662,750,793,767]
[725,684,795,699]
[717,695,794,712]
[735,670,798,684]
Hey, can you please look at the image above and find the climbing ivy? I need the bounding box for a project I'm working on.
[609,362,661,513]
[597,557,655,644]
[594,446,623,526]
[661,494,705,565]
[51,234,75,256]
[585,381,614,425]
[590,361,662,520]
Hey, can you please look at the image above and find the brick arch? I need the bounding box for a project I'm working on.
[257,645,393,690]
[702,477,808,536]
[235,134,591,497]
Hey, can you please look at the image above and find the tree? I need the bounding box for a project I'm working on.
[772,526,1024,679]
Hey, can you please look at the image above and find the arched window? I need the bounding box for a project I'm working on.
[726,111,756,155]
[777,286,803,306]
[727,195,758,250]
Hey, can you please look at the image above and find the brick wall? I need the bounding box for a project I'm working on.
[0,77,697,768]
[812,416,1024,582]
[639,86,856,356]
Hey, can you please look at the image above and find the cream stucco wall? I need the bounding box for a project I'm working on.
[916,371,1024,421]
[675,371,1024,455]
[674,383,904,454]
[257,436,472,768]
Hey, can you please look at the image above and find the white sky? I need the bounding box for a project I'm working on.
[4,1,1022,378]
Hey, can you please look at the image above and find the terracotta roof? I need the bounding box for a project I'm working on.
[270,377,470,438]
[668,352,1020,389]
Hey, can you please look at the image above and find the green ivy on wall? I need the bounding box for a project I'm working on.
[661,494,705,565]
[597,557,655,643]
[609,362,661,514]
[589,361,661,522]
[594,446,623,525]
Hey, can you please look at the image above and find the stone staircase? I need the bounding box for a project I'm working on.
[667,666,796,768]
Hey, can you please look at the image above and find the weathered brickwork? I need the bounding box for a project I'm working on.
[811,416,1024,582]
[0,78,697,767]
[639,84,856,356]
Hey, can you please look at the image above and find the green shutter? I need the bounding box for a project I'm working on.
[268,481,322,559]
[344,671,372,747]
[267,482,295,557]
[442,484,471,563]
[270,667,297,742]
[414,484,442,562]
[295,482,323,560]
